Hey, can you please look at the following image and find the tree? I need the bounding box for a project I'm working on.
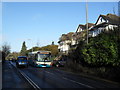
[20,41,27,56]
[59,32,74,42]
[68,27,120,67]
[6,52,19,60]
[39,45,58,56]
[2,42,11,62]
[52,41,54,45]
[27,44,58,57]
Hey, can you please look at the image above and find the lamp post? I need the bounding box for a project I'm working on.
[28,39,33,52]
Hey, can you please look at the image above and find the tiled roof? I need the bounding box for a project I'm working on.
[85,23,95,28]
[58,32,74,43]
[89,14,120,31]
[78,24,85,27]
[96,14,120,25]
[76,23,94,32]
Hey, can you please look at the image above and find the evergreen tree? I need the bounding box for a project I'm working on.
[20,41,27,56]
[52,41,54,45]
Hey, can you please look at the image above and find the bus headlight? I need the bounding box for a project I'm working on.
[35,62,39,65]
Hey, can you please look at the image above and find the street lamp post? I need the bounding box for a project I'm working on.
[28,39,33,52]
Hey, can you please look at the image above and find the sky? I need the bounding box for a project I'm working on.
[2,2,119,52]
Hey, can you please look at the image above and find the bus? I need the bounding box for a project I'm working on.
[28,51,52,67]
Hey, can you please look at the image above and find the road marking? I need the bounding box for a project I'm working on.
[10,61,42,90]
[62,77,94,88]
[20,70,41,90]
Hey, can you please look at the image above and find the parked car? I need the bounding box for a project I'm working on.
[52,59,66,67]
[16,56,28,68]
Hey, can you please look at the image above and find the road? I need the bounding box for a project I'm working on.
[0,61,2,90]
[2,61,33,89]
[2,61,120,89]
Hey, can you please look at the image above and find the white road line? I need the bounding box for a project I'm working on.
[20,70,41,90]
[62,77,94,88]
[10,61,41,90]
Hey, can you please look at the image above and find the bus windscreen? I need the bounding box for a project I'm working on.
[38,54,50,61]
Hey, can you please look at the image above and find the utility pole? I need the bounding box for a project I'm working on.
[86,0,88,44]
[28,39,33,52]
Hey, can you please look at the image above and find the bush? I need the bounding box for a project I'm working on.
[66,27,120,81]
[78,28,120,67]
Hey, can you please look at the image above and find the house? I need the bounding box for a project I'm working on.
[76,24,86,33]
[89,14,120,37]
[58,24,87,54]
[58,14,119,55]
[72,24,85,45]
[58,40,71,54]
[72,23,94,45]
[58,32,74,54]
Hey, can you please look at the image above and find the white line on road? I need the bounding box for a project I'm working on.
[20,70,41,90]
[62,77,94,88]
[10,61,42,90]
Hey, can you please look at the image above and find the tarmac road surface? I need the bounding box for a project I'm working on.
[2,61,120,89]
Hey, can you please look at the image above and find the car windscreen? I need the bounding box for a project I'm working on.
[17,60,27,62]
[17,57,27,62]
[18,57,27,60]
